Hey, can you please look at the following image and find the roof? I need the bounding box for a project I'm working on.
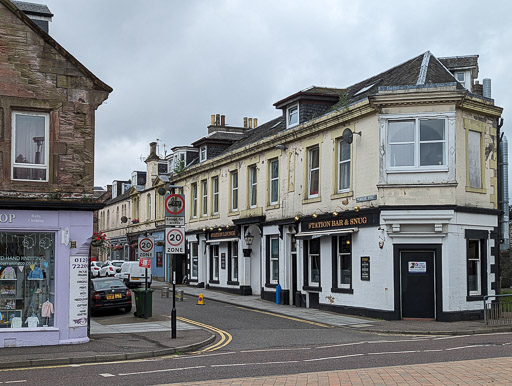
[274,86,345,109]
[11,1,53,17]
[192,131,246,147]
[439,55,479,70]
[105,190,130,205]
[0,0,112,93]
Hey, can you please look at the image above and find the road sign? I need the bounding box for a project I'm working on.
[165,216,185,226]
[164,194,185,217]
[165,227,185,254]
[138,236,155,259]
[139,257,151,269]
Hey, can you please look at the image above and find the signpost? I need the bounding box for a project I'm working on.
[138,236,154,319]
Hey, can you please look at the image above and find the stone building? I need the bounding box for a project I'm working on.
[0,0,111,346]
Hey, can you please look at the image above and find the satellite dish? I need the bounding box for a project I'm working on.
[341,128,353,144]
[121,216,128,223]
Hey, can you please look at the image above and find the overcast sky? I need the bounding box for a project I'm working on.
[42,0,512,189]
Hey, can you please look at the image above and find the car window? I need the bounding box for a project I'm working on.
[93,279,126,290]
[101,263,110,268]
[112,261,124,267]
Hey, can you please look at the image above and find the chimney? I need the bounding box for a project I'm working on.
[473,80,483,96]
[12,1,53,34]
[210,114,215,125]
[243,117,248,128]
[254,118,258,128]
[483,78,492,98]
[248,118,253,128]
[221,115,225,126]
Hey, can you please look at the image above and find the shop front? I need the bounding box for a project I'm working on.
[0,209,93,347]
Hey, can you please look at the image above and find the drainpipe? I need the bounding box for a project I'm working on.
[496,117,505,294]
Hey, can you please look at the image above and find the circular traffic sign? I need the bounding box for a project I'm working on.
[165,194,185,215]
[138,237,154,253]
[167,228,184,246]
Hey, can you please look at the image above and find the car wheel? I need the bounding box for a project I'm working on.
[124,306,132,313]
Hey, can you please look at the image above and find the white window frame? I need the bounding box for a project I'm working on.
[269,158,279,205]
[190,242,198,280]
[212,176,219,215]
[199,146,207,162]
[249,165,257,208]
[201,179,208,217]
[11,111,50,182]
[308,239,320,286]
[191,182,198,218]
[337,236,351,288]
[231,171,238,211]
[287,104,299,128]
[467,239,481,296]
[270,236,279,284]
[308,146,320,198]
[212,245,219,281]
[231,241,238,281]
[337,139,351,193]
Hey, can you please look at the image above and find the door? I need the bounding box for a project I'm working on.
[400,250,435,319]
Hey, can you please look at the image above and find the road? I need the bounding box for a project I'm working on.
[1,294,511,385]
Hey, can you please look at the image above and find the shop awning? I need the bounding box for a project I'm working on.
[206,237,240,245]
[295,227,359,239]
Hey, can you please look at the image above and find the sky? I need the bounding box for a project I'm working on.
[41,0,512,189]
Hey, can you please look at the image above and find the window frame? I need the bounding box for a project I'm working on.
[201,179,208,217]
[286,104,299,128]
[337,235,352,289]
[307,146,320,198]
[191,182,198,218]
[467,239,482,296]
[199,145,207,162]
[11,111,50,182]
[231,241,238,281]
[269,158,279,205]
[210,244,219,281]
[248,165,257,208]
[212,176,219,215]
[467,129,483,190]
[190,242,198,280]
[308,238,320,287]
[269,236,279,284]
[337,139,351,193]
[231,171,239,212]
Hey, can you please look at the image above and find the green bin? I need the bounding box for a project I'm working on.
[133,288,154,318]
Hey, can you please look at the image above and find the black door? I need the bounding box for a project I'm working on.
[400,251,435,319]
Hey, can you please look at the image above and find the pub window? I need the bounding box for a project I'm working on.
[308,238,320,286]
[269,158,279,205]
[201,179,208,217]
[212,176,219,215]
[307,146,320,198]
[231,241,238,281]
[337,235,352,288]
[231,171,238,211]
[210,245,219,281]
[467,239,482,296]
[270,237,279,284]
[190,242,198,280]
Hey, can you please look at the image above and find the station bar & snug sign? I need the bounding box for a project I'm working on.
[300,208,379,231]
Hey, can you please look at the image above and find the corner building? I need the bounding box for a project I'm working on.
[173,51,503,321]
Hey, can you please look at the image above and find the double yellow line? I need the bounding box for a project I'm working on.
[177,316,232,353]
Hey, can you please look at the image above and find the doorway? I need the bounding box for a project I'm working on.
[400,250,435,319]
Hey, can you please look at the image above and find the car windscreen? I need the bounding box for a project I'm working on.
[93,279,126,291]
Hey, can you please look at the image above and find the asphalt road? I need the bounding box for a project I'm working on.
[1,294,511,385]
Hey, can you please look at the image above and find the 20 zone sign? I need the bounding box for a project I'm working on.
[165,227,185,254]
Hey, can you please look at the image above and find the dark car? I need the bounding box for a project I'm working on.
[90,277,132,315]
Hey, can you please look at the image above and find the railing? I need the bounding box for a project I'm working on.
[483,294,512,326]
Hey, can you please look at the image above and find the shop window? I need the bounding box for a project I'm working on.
[307,146,320,198]
[270,237,279,284]
[0,232,55,328]
[231,241,238,281]
[248,165,257,208]
[212,176,219,215]
[190,242,198,280]
[11,111,49,182]
[210,245,219,281]
[308,238,320,286]
[269,158,279,205]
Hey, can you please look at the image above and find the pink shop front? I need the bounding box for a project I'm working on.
[0,209,92,348]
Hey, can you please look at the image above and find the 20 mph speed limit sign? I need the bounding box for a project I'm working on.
[138,236,155,259]
[165,227,185,254]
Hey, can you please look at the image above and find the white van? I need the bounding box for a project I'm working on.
[115,262,152,288]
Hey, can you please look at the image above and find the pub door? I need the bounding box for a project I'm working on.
[400,250,435,319]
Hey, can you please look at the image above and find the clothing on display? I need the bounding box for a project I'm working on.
[0,267,16,280]
[26,315,39,328]
[41,300,54,318]
[28,266,44,279]
[11,317,22,328]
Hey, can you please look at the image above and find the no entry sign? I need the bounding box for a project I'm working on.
[138,236,155,259]
[164,194,185,217]
[165,227,185,254]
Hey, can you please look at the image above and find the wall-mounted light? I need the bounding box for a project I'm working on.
[354,206,360,212]
[245,232,254,246]
[202,227,206,232]
[209,227,214,231]
[294,213,303,221]
[275,144,288,150]
[225,225,230,229]
[312,213,318,218]
[218,227,222,232]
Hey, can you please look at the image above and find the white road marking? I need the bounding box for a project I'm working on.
[445,345,485,351]
[368,351,417,355]
[434,335,470,340]
[99,373,116,377]
[424,349,443,352]
[304,354,365,362]
[4,381,27,384]
[211,361,299,367]
[240,347,311,353]
[118,365,206,376]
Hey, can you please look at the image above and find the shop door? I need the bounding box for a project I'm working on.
[400,251,435,319]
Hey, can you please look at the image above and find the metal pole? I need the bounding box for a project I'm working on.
[171,255,176,338]
[144,267,148,319]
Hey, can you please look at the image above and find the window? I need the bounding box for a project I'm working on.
[132,196,139,220]
[0,232,56,327]
[249,165,257,208]
[287,104,299,128]
[308,239,320,286]
[387,118,446,168]
[190,242,198,279]
[269,159,279,205]
[468,130,482,189]
[231,241,238,281]
[270,237,279,284]
[200,146,207,162]
[338,139,351,192]
[231,171,238,211]
[337,235,351,288]
[210,245,219,281]
[467,240,481,296]
[455,71,465,84]
[212,176,219,215]
[308,146,320,198]
[147,194,151,221]
[11,111,49,181]
[201,179,208,216]
[191,182,198,218]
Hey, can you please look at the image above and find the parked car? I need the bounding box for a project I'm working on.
[115,261,152,288]
[90,277,132,315]
[90,261,101,277]
[99,260,125,277]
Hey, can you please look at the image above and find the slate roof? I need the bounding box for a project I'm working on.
[11,0,52,17]
[105,190,130,205]
[439,55,479,70]
[191,131,246,146]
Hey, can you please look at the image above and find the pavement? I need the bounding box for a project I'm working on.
[0,280,511,372]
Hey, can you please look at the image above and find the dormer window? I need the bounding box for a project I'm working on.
[454,71,471,90]
[287,105,299,128]
[199,146,207,162]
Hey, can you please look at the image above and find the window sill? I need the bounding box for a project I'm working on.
[466,295,483,302]
[209,280,220,284]
[302,197,321,205]
[227,281,239,285]
[465,186,487,194]
[189,279,198,283]
[303,285,322,292]
[266,203,280,210]
[265,283,278,288]
[228,211,239,217]
[386,167,449,174]
[331,287,353,294]
[210,214,220,219]
[331,191,353,200]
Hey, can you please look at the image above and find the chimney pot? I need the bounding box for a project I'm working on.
[248,118,253,128]
[215,114,220,125]
[221,115,225,126]
[150,142,157,155]
[243,117,248,128]
[254,118,258,128]
[211,114,215,125]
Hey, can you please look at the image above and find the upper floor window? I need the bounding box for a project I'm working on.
[269,159,279,205]
[387,118,446,169]
[12,112,49,182]
[455,71,465,85]
[191,182,198,218]
[231,171,238,211]
[201,179,208,216]
[249,165,257,208]
[287,105,299,128]
[200,146,207,162]
[308,146,320,198]
[212,176,219,215]
[338,139,351,192]
[468,130,482,189]
[147,194,151,221]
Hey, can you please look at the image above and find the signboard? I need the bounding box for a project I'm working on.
[361,256,370,281]
[164,193,185,217]
[166,227,185,254]
[408,261,427,273]
[221,253,226,269]
[138,236,155,259]
[139,257,151,269]
[208,228,238,240]
[69,255,88,327]
[301,208,379,232]
[165,216,185,226]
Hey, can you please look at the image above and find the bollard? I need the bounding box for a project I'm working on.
[161,287,169,298]
[197,293,204,305]
[176,289,184,302]
[276,283,281,305]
